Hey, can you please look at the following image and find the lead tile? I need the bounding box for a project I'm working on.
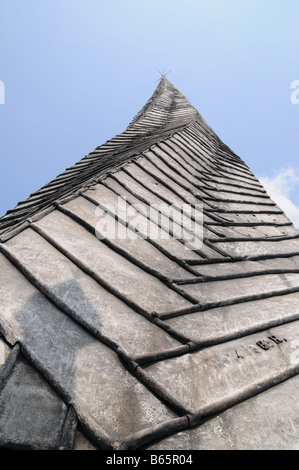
[148,374,299,450]
[32,211,192,314]
[180,273,299,305]
[3,233,181,357]
[63,195,191,281]
[0,254,179,445]
[144,322,299,416]
[166,291,299,344]
[0,355,67,449]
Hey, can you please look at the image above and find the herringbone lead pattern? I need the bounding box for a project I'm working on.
[0,78,298,450]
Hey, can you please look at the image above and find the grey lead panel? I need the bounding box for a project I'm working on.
[0,355,68,450]
[0,76,298,450]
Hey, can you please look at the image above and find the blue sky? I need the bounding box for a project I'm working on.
[0,0,299,225]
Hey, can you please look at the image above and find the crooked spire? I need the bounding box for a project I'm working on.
[0,78,207,238]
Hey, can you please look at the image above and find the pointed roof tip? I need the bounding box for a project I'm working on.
[129,75,197,130]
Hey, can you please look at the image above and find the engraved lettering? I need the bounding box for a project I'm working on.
[256,339,273,350]
[235,349,244,359]
[268,335,284,344]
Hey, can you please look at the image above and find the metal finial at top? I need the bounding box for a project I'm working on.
[156,69,172,82]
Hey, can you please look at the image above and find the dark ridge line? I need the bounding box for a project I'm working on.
[174,267,299,285]
[202,186,269,199]
[202,199,278,210]
[183,124,226,159]
[202,210,239,225]
[185,130,247,167]
[28,222,198,334]
[4,200,47,216]
[0,114,202,241]
[216,136,241,156]
[200,165,263,188]
[136,313,299,367]
[142,368,299,450]
[161,128,216,166]
[183,129,252,175]
[132,159,203,208]
[0,344,77,452]
[215,165,256,182]
[187,366,299,429]
[121,416,190,451]
[203,196,274,206]
[152,142,217,195]
[0,241,153,363]
[83,177,209,261]
[16,340,114,450]
[176,131,253,181]
[200,177,267,194]
[0,221,31,242]
[214,160,255,177]
[57,204,199,306]
[172,135,218,174]
[205,208,284,215]
[11,224,155,321]
[209,234,299,243]
[183,126,220,156]
[201,173,265,192]
[212,167,261,185]
[187,118,218,145]
[0,106,200,238]
[56,406,78,451]
[203,239,232,259]
[0,145,143,228]
[105,165,223,240]
[133,365,191,418]
[11,339,74,414]
[202,224,227,239]
[158,283,299,320]
[142,149,205,199]
[128,77,197,128]
[185,249,299,266]
[146,145,212,194]
[143,147,243,212]
[165,133,217,171]
[202,167,264,186]
[0,343,20,394]
[215,153,252,171]
[205,232,295,243]
[134,153,227,216]
[114,169,208,253]
[118,167,226,260]
[204,220,293,228]
[132,342,192,368]
[177,126,219,161]
[165,137,219,176]
[0,243,193,444]
[212,156,259,179]
[94,181,202,277]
